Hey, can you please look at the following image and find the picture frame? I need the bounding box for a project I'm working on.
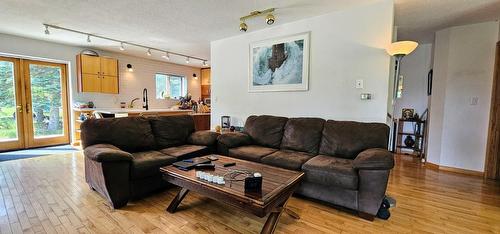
[402,108,415,120]
[249,32,310,92]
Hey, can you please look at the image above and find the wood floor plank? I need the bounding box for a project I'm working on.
[0,152,499,233]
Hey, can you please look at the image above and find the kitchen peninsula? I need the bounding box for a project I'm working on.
[72,107,210,146]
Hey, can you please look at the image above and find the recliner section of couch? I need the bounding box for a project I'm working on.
[217,115,394,220]
[81,115,219,208]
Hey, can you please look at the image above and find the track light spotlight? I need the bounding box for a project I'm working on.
[239,22,248,32]
[147,49,152,56]
[162,52,170,60]
[44,25,50,35]
[202,60,208,66]
[120,42,125,51]
[266,13,275,25]
[186,57,190,64]
[87,34,91,43]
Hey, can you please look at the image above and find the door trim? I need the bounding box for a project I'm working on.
[485,41,500,180]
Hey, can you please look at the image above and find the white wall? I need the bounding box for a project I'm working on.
[427,21,499,172]
[210,0,394,127]
[394,43,433,118]
[0,33,201,110]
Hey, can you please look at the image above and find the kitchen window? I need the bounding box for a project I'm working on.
[155,73,187,99]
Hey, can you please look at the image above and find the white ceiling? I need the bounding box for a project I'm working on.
[0,0,376,67]
[396,0,500,43]
[0,0,499,66]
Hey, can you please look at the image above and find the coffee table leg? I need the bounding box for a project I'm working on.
[260,200,289,234]
[166,188,189,213]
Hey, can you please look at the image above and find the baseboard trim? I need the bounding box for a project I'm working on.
[425,162,484,177]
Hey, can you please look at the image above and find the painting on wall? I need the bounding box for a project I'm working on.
[249,32,310,92]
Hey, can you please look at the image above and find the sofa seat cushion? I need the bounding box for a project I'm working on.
[228,145,278,162]
[159,145,209,160]
[302,155,358,190]
[131,151,176,179]
[261,150,315,171]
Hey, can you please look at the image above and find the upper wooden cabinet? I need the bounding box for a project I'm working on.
[200,68,211,100]
[77,54,119,94]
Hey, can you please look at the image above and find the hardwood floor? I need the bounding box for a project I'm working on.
[0,153,499,233]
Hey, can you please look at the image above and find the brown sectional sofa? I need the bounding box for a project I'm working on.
[217,115,394,220]
[81,115,219,208]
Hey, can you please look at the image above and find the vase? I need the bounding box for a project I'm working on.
[404,135,415,148]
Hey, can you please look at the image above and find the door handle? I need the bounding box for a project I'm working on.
[16,105,23,113]
[26,104,30,114]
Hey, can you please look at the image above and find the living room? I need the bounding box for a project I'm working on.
[0,0,499,233]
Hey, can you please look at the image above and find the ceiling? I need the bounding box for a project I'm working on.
[0,0,499,66]
[396,0,500,43]
[0,0,376,67]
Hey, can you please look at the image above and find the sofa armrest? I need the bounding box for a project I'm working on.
[217,132,252,148]
[353,148,394,170]
[84,144,133,162]
[187,130,220,146]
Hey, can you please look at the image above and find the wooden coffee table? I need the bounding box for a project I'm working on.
[160,155,304,234]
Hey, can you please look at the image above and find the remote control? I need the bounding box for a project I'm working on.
[223,162,236,167]
[195,163,215,169]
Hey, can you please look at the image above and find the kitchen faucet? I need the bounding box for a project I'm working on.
[143,88,149,110]
[129,98,140,108]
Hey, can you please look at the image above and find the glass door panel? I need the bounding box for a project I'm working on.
[0,57,24,151]
[24,60,69,147]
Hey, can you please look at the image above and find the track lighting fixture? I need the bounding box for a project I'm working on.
[42,23,208,66]
[162,52,170,60]
[265,13,275,25]
[126,64,133,72]
[193,73,198,80]
[239,8,275,32]
[239,22,248,32]
[202,60,208,66]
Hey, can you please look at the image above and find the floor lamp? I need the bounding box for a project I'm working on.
[386,41,418,152]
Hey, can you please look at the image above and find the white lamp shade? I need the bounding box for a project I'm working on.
[386,41,418,56]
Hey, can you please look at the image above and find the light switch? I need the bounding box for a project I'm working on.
[355,80,364,89]
[470,96,478,105]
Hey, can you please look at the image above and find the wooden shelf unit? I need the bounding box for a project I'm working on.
[395,119,426,157]
[71,109,94,146]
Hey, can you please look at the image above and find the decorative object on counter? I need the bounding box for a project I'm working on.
[401,108,414,120]
[88,101,94,108]
[215,125,222,133]
[73,102,93,109]
[127,64,133,72]
[177,93,194,110]
[249,32,310,92]
[120,102,126,108]
[221,116,231,129]
[404,135,415,147]
[229,126,236,132]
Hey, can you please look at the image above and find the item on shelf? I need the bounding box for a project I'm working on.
[79,113,87,121]
[229,126,235,132]
[401,108,414,120]
[215,125,222,133]
[88,101,95,108]
[404,135,415,147]
[177,93,193,110]
[221,116,231,129]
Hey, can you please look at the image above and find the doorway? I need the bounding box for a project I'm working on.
[0,56,69,152]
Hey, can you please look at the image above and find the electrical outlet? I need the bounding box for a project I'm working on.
[355,80,364,89]
[470,96,478,105]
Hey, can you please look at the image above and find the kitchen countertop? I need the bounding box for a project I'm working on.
[73,108,193,114]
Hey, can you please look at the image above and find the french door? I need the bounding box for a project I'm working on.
[0,56,69,151]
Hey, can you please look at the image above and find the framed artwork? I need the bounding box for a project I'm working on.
[249,32,310,92]
[402,108,415,120]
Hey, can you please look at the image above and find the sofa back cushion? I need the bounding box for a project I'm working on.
[81,117,156,152]
[149,115,195,149]
[244,115,288,148]
[319,120,389,159]
[280,118,325,154]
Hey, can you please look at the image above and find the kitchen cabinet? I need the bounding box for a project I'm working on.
[201,68,211,100]
[77,54,119,94]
